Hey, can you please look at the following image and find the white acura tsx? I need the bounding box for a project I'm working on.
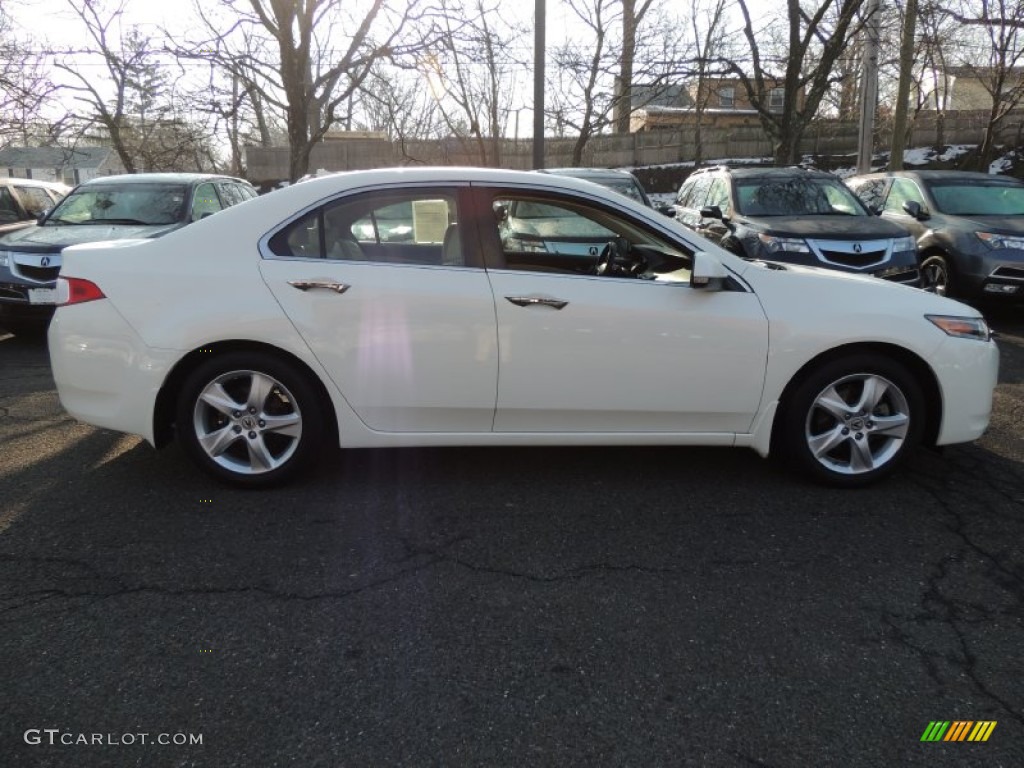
[47,167,998,488]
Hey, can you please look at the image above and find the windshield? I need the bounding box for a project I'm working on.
[928,182,1024,216]
[737,178,867,216]
[47,183,189,225]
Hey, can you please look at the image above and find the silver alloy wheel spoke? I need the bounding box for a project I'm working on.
[870,412,910,437]
[805,372,910,476]
[261,412,302,437]
[815,387,853,421]
[199,424,244,457]
[246,372,275,412]
[809,425,848,458]
[849,436,876,472]
[854,376,888,414]
[247,435,276,471]
[200,382,243,417]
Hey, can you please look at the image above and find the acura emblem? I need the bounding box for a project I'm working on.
[852,243,862,253]
[41,256,51,267]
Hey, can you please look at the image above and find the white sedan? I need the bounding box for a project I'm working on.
[48,167,998,488]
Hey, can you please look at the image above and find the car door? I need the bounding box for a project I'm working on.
[258,185,499,433]
[477,186,769,434]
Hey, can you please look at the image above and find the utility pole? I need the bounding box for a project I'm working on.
[856,0,881,174]
[533,0,545,169]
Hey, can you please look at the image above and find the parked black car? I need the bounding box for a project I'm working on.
[0,173,257,335]
[846,169,1024,299]
[538,167,656,207]
[0,178,69,236]
[673,166,920,286]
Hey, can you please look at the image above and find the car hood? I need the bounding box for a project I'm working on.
[739,215,910,239]
[940,214,1024,234]
[0,221,182,252]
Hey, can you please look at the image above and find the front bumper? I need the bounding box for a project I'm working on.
[932,335,999,446]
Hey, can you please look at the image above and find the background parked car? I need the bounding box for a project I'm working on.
[674,166,920,287]
[538,167,657,208]
[0,177,69,236]
[845,170,1024,299]
[0,172,256,335]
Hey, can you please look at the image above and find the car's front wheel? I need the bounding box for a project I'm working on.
[779,355,924,487]
[920,253,952,297]
[176,352,324,487]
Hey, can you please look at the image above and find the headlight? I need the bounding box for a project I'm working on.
[892,236,916,253]
[976,232,1024,250]
[757,234,810,254]
[926,314,992,341]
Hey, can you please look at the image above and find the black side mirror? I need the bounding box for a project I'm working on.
[902,200,928,220]
[656,204,675,217]
[699,205,724,220]
[493,203,508,222]
[37,209,51,224]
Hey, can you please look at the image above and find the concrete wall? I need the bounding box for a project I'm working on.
[245,110,1024,185]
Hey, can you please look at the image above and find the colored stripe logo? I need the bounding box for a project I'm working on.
[920,721,997,742]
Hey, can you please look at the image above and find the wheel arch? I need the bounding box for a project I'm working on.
[769,341,942,455]
[153,340,339,449]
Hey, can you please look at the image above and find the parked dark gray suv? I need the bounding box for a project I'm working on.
[846,169,1024,299]
[673,166,921,286]
[0,172,256,335]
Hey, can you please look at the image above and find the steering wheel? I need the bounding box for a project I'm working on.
[595,237,629,276]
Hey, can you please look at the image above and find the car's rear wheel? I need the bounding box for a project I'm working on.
[920,253,952,297]
[176,352,324,487]
[779,355,924,487]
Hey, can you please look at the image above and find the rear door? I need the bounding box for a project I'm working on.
[258,184,499,433]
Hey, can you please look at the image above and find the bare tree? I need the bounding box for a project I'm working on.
[724,0,869,165]
[0,7,56,149]
[179,0,439,181]
[422,0,525,165]
[355,66,446,162]
[945,0,1024,169]
[689,0,729,167]
[613,0,656,133]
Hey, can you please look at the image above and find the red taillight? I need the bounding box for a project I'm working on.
[56,277,106,306]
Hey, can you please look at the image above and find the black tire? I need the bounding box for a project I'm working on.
[176,351,325,488]
[778,354,925,487]
[919,253,953,298]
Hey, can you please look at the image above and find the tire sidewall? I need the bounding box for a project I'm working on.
[176,351,324,488]
[781,354,925,487]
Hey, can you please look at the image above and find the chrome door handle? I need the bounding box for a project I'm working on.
[505,295,569,310]
[288,280,350,294]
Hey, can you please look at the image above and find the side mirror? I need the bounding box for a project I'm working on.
[657,203,675,217]
[699,205,724,220]
[902,200,928,220]
[493,203,508,222]
[690,251,729,291]
[36,209,51,224]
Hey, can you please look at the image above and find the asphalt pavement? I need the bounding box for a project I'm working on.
[1,316,1023,767]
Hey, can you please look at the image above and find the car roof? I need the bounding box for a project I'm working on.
[692,166,837,181]
[848,169,1024,184]
[0,177,70,191]
[79,172,251,187]
[540,167,640,180]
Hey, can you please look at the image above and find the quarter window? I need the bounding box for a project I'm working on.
[268,189,463,267]
[191,183,223,221]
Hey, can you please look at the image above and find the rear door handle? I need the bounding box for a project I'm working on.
[505,295,569,310]
[288,280,350,294]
